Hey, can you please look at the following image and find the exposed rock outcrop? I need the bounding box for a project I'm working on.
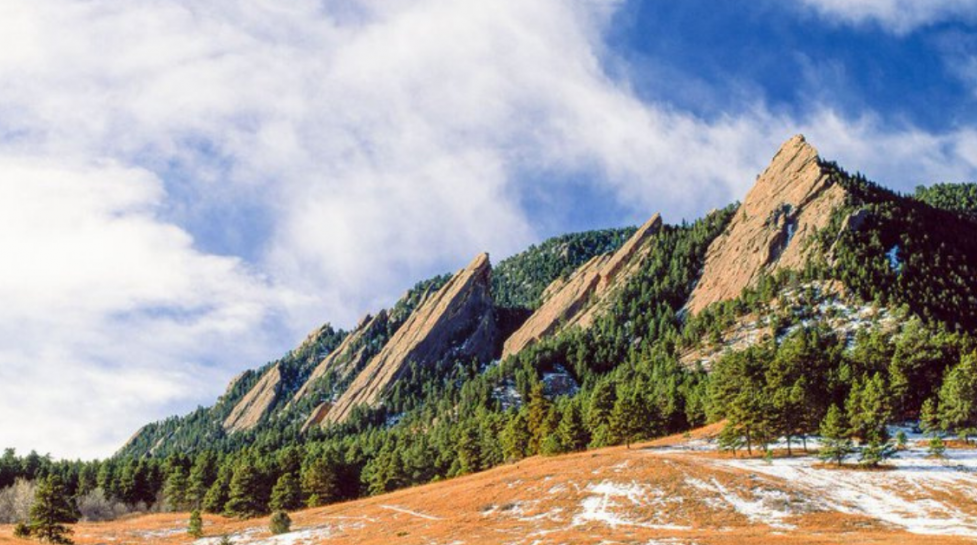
[222,363,282,433]
[502,213,662,359]
[686,135,846,314]
[290,310,389,407]
[320,253,499,426]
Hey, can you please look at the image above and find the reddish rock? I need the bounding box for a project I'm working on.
[321,253,498,425]
[502,213,662,359]
[686,135,846,315]
[222,363,282,433]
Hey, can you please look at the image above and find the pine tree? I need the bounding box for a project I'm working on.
[301,454,339,507]
[27,475,77,544]
[269,473,302,512]
[937,352,977,443]
[847,373,892,444]
[269,510,291,535]
[163,466,189,512]
[501,411,531,462]
[188,452,218,508]
[224,460,266,519]
[556,402,589,452]
[203,463,232,514]
[588,380,616,431]
[187,509,203,538]
[817,404,854,466]
[610,394,643,449]
[526,382,552,454]
[455,422,482,475]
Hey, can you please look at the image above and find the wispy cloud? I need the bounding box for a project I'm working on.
[797,0,977,33]
[1,0,976,458]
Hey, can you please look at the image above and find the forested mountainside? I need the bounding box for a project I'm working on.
[4,136,977,528]
[913,182,977,220]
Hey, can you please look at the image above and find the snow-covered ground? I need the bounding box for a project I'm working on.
[720,448,977,537]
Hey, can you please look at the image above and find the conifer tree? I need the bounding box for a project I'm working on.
[27,475,77,544]
[526,382,552,454]
[269,510,291,535]
[455,422,482,474]
[269,473,302,512]
[163,466,189,512]
[610,393,643,449]
[224,460,265,519]
[187,509,203,538]
[817,404,854,466]
[188,452,218,508]
[557,402,589,452]
[301,454,339,507]
[936,352,977,442]
[501,411,531,462]
[202,464,232,515]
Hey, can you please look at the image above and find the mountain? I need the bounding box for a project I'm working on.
[32,134,966,544]
[502,214,662,359]
[320,253,499,426]
[686,135,845,314]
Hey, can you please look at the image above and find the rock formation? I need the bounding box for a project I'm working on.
[319,253,499,426]
[290,310,389,406]
[685,135,846,315]
[222,363,282,433]
[502,213,662,359]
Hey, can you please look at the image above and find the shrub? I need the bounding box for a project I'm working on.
[188,509,203,538]
[0,479,36,524]
[76,488,130,522]
[269,510,291,535]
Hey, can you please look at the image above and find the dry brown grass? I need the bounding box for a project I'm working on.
[1,429,973,545]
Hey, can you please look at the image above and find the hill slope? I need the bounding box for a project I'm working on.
[8,429,977,545]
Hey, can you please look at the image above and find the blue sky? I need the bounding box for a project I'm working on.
[0,0,976,459]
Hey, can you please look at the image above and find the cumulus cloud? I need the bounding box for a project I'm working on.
[797,0,977,33]
[2,0,977,458]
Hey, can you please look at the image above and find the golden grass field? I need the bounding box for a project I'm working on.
[4,424,975,545]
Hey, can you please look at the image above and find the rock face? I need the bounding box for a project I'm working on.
[222,363,282,433]
[686,135,846,315]
[290,310,390,407]
[320,253,499,425]
[502,213,662,359]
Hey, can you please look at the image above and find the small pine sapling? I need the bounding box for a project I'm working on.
[269,510,291,535]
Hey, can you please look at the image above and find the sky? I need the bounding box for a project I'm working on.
[1,0,976,460]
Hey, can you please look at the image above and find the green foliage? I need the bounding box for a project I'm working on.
[270,473,302,512]
[501,412,531,462]
[928,436,947,458]
[935,352,977,441]
[224,459,267,519]
[556,402,589,453]
[269,510,291,535]
[913,183,977,220]
[818,404,854,466]
[492,227,636,309]
[846,373,891,444]
[187,509,203,538]
[27,475,77,544]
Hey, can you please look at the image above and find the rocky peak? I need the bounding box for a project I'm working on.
[222,363,282,433]
[502,213,662,359]
[290,310,390,408]
[318,253,499,426]
[686,135,846,314]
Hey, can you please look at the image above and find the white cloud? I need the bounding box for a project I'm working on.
[798,0,977,33]
[1,0,976,459]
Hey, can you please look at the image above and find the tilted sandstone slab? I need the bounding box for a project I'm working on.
[502,213,662,359]
[222,363,282,433]
[686,135,846,315]
[321,253,499,425]
[290,310,389,407]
